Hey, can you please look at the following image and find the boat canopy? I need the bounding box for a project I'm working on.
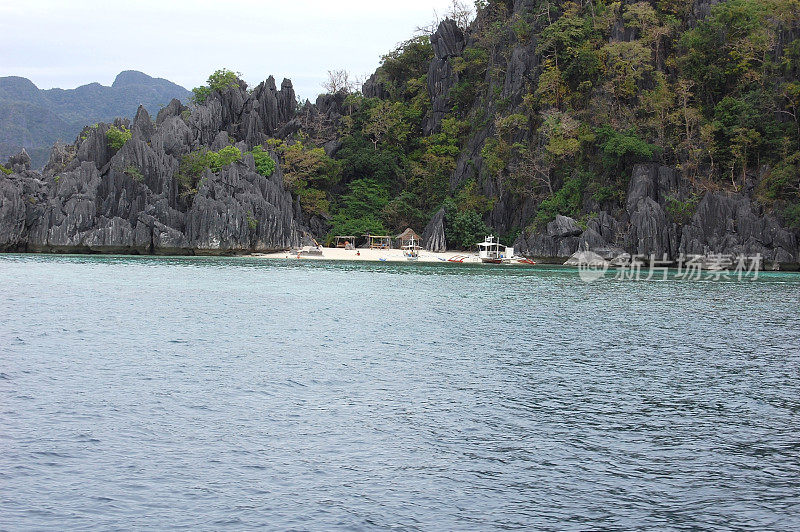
[477,235,502,248]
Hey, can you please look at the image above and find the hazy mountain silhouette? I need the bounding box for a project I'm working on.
[0,70,190,168]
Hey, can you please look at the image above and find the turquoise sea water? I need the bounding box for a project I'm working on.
[1,254,799,530]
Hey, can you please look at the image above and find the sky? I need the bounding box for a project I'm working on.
[0,0,459,100]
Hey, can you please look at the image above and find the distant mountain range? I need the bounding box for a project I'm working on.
[0,70,191,168]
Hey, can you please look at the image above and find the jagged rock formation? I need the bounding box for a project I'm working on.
[391,5,800,268]
[422,208,447,252]
[0,71,191,169]
[517,214,583,258]
[0,78,308,254]
[3,4,800,267]
[514,164,798,266]
[362,73,389,100]
[288,92,347,153]
[6,149,31,173]
[425,19,466,135]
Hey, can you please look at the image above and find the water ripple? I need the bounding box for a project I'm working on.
[0,254,799,530]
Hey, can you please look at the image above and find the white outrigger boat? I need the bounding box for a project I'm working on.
[402,237,422,261]
[476,235,536,265]
[477,235,513,264]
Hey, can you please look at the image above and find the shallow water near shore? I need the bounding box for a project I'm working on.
[1,254,799,530]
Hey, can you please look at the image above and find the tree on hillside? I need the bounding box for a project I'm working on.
[415,0,476,34]
[322,70,357,94]
[447,0,475,31]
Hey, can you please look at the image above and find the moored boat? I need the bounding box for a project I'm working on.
[477,235,514,264]
[403,237,422,261]
[475,236,535,265]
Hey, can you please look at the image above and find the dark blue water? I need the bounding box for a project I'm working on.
[1,255,799,530]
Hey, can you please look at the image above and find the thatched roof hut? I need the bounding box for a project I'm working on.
[395,228,421,245]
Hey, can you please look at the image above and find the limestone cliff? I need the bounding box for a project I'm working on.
[363,3,800,268]
[512,164,798,265]
[2,1,800,268]
[0,77,307,254]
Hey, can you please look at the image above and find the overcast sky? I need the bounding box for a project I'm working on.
[0,0,459,100]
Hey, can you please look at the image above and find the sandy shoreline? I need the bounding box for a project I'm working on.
[257,247,476,263]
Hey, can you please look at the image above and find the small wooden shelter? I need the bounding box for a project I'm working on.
[395,228,422,248]
[334,236,357,249]
[365,234,392,249]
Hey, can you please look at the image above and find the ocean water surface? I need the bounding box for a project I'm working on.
[1,254,799,530]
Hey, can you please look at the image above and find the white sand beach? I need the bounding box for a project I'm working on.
[257,247,475,263]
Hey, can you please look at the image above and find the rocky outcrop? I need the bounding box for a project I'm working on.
[423,207,447,252]
[0,176,28,249]
[42,142,74,176]
[582,211,625,259]
[511,163,799,267]
[180,75,298,150]
[690,0,722,25]
[514,215,583,258]
[0,76,308,255]
[625,165,679,258]
[679,193,797,263]
[362,73,389,100]
[182,158,299,253]
[430,19,466,58]
[6,149,31,173]
[404,2,798,267]
[424,19,467,135]
[131,106,155,142]
[314,92,346,117]
[0,70,191,170]
[564,249,608,268]
[156,98,187,125]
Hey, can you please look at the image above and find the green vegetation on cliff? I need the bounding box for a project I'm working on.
[176,145,244,197]
[106,125,131,150]
[179,1,799,248]
[267,138,341,217]
[251,146,276,177]
[315,0,800,245]
[192,69,241,103]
